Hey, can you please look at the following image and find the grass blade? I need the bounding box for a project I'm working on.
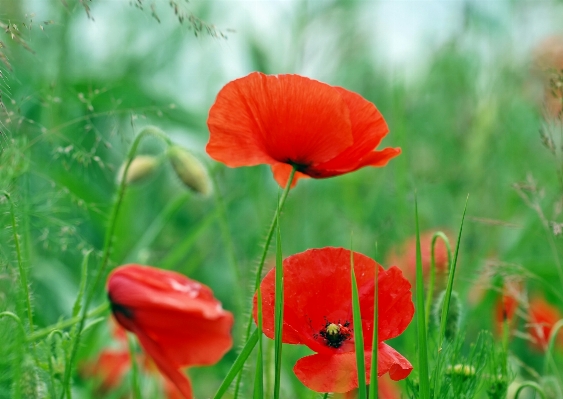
[71,250,91,318]
[414,193,430,399]
[438,195,469,350]
[253,285,264,398]
[273,197,284,399]
[369,246,379,399]
[350,248,367,399]
[213,329,260,399]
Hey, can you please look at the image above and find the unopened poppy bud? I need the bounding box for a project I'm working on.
[168,146,212,195]
[433,290,462,341]
[19,356,45,398]
[117,155,158,185]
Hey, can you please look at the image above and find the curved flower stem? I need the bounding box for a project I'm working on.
[424,232,452,331]
[26,302,109,342]
[3,192,34,332]
[514,382,547,399]
[231,166,297,399]
[0,311,26,336]
[60,126,171,399]
[542,319,563,375]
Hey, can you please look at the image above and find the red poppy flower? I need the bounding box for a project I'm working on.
[107,264,234,399]
[333,374,401,399]
[206,72,401,187]
[527,296,563,351]
[253,247,413,393]
[82,320,187,398]
[386,230,451,283]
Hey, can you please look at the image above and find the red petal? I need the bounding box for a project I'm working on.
[359,266,414,343]
[314,88,389,173]
[293,345,412,393]
[117,315,194,399]
[357,147,401,168]
[207,72,353,168]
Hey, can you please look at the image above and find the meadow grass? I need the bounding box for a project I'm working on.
[1,1,563,398]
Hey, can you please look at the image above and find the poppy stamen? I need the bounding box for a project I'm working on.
[318,320,352,348]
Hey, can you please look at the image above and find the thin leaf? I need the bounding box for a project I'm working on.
[213,329,260,399]
[415,193,430,399]
[369,244,379,399]
[274,195,284,399]
[424,232,452,331]
[71,250,91,318]
[350,247,367,399]
[438,195,469,350]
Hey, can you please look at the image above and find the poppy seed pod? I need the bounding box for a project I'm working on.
[107,264,234,399]
[433,290,462,341]
[117,155,159,185]
[168,146,212,196]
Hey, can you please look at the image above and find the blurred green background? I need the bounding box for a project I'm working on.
[1,0,563,397]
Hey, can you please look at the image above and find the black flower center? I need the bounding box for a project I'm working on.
[317,320,352,348]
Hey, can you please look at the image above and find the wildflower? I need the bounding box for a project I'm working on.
[254,247,413,393]
[386,230,451,283]
[206,72,400,187]
[82,320,185,398]
[107,264,234,399]
[527,296,563,351]
[333,375,401,399]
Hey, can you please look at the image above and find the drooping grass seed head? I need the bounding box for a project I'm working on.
[433,289,462,341]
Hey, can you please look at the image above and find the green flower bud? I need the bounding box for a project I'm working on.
[117,155,159,185]
[168,146,212,196]
[433,290,462,341]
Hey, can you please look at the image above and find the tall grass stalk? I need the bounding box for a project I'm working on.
[438,195,468,351]
[128,334,142,399]
[273,195,284,399]
[369,255,379,399]
[232,166,297,399]
[254,275,264,398]
[3,192,33,332]
[350,248,367,399]
[414,193,430,399]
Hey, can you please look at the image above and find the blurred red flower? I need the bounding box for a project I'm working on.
[493,280,521,336]
[254,247,413,394]
[107,264,234,399]
[206,72,400,187]
[386,230,451,283]
[528,296,563,351]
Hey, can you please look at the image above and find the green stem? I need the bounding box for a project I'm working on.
[0,311,26,335]
[26,302,109,342]
[231,166,297,399]
[3,192,34,332]
[128,334,142,399]
[211,172,244,320]
[514,382,547,399]
[542,319,563,375]
[60,127,170,398]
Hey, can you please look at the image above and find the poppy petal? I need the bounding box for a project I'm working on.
[357,147,402,168]
[207,72,354,168]
[314,88,389,173]
[116,314,194,399]
[271,162,310,188]
[358,266,414,343]
[293,344,412,393]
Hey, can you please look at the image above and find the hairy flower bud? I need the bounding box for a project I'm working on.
[117,155,159,185]
[433,290,462,341]
[168,146,212,196]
